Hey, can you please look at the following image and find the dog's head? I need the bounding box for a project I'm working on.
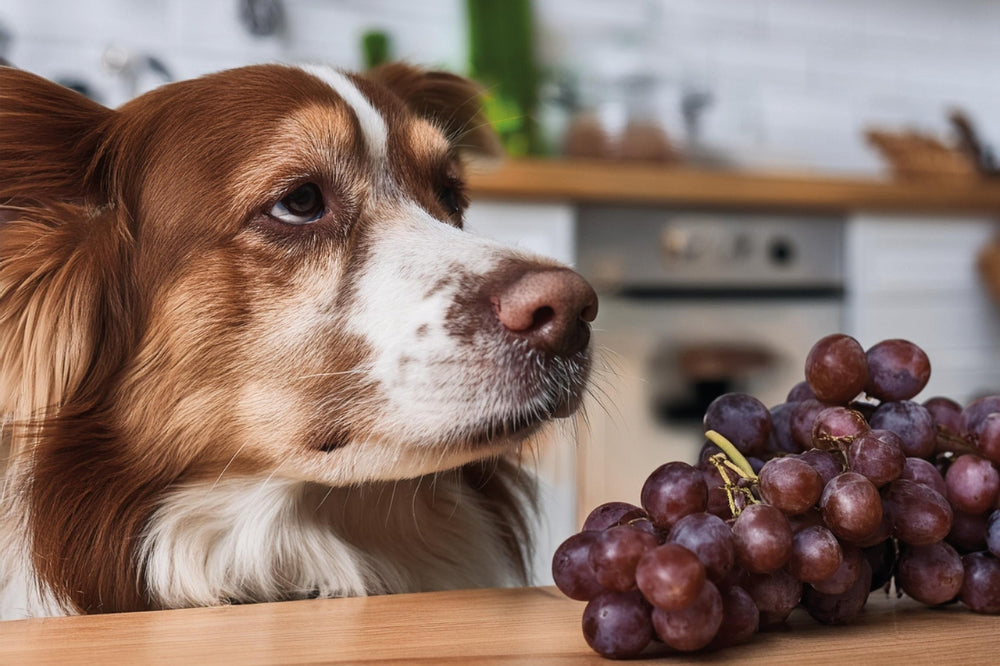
[0,63,596,487]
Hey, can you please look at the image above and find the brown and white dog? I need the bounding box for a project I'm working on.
[0,63,596,619]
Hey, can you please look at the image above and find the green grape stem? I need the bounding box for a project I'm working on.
[705,430,758,481]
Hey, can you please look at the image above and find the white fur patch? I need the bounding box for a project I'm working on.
[299,64,388,162]
[139,475,517,609]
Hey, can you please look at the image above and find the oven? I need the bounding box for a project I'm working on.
[574,206,846,517]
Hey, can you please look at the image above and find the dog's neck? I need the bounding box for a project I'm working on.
[140,472,526,610]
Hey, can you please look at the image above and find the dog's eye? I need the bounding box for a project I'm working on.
[269,183,325,225]
[437,177,466,218]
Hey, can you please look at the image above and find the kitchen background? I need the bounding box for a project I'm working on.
[4,0,1000,585]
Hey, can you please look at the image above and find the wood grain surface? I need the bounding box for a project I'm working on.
[467,158,1000,214]
[3,585,999,664]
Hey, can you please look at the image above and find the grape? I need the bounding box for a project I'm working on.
[635,543,706,611]
[883,479,953,545]
[960,552,1000,613]
[960,395,1000,435]
[732,504,793,573]
[804,333,868,404]
[552,531,605,601]
[899,456,947,497]
[787,380,816,402]
[869,401,936,458]
[864,338,931,402]
[641,462,707,530]
[650,581,723,652]
[988,511,1000,558]
[863,540,896,591]
[896,542,964,606]
[766,402,799,454]
[589,525,660,592]
[799,448,843,485]
[974,413,1000,466]
[947,510,988,553]
[741,569,802,626]
[787,525,843,584]
[703,393,772,456]
[758,456,823,515]
[847,429,905,488]
[945,454,1000,515]
[801,559,873,624]
[582,590,653,658]
[709,586,760,649]
[582,501,646,532]
[923,396,962,434]
[790,399,830,450]
[809,544,864,595]
[668,512,735,583]
[812,406,870,450]
[820,472,883,543]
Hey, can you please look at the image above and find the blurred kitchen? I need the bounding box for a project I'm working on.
[5,0,1000,584]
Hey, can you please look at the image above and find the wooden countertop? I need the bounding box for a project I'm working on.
[3,585,998,664]
[467,158,1000,214]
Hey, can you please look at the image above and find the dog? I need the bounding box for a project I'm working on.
[0,62,597,618]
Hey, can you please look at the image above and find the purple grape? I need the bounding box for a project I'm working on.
[812,406,870,450]
[552,531,605,601]
[960,395,1000,435]
[651,581,723,651]
[766,402,800,454]
[869,401,936,458]
[988,511,1000,558]
[804,333,868,405]
[945,454,1000,515]
[897,542,965,606]
[810,544,864,595]
[731,504,793,574]
[582,590,654,658]
[787,525,843,584]
[709,585,760,649]
[758,456,823,516]
[668,512,735,583]
[960,551,1000,614]
[863,540,896,591]
[973,413,1000,466]
[589,525,660,592]
[948,510,989,554]
[883,479,953,546]
[582,501,646,532]
[923,396,963,434]
[703,393,772,456]
[847,429,905,488]
[741,568,802,627]
[900,457,948,497]
[787,380,816,402]
[801,559,873,624]
[864,338,931,402]
[799,448,843,485]
[790,399,830,450]
[820,471,883,544]
[635,543,706,611]
[641,461,707,530]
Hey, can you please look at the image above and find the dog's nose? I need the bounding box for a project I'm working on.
[492,267,599,356]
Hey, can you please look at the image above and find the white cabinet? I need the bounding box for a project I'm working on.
[846,214,1000,403]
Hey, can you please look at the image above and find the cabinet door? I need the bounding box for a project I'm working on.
[846,214,1000,402]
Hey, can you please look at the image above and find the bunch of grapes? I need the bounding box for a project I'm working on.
[553,334,1000,659]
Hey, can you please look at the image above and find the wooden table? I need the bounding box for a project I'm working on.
[2,586,998,664]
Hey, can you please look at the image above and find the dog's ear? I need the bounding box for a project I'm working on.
[366,62,503,159]
[0,67,113,206]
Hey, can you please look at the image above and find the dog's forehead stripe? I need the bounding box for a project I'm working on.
[299,64,388,161]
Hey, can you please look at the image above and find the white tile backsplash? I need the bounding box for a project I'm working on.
[1,0,998,172]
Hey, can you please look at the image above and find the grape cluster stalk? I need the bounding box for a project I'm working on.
[553,335,1000,658]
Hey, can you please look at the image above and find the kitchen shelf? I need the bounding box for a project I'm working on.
[467,158,1000,214]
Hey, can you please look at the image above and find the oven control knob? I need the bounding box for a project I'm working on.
[660,227,706,262]
[769,236,796,266]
